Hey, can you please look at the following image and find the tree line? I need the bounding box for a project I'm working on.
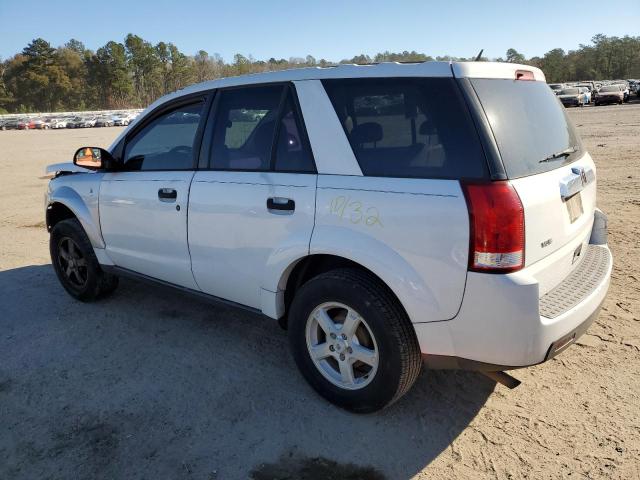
[0,34,638,114]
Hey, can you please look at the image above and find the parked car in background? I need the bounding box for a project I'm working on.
[1,118,21,130]
[616,83,630,102]
[578,86,592,104]
[595,85,624,105]
[50,118,68,129]
[18,118,36,130]
[66,116,83,129]
[558,87,588,107]
[548,83,564,94]
[95,117,114,127]
[45,61,612,412]
[112,113,135,126]
[576,84,594,103]
[34,118,54,129]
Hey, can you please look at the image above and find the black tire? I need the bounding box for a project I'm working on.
[50,218,118,301]
[288,268,422,413]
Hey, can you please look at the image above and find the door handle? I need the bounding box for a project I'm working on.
[158,188,177,201]
[267,197,295,212]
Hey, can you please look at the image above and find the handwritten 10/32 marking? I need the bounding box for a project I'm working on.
[329,196,383,227]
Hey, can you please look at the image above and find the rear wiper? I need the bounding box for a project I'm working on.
[539,146,578,163]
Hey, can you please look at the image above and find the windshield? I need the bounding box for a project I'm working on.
[560,88,580,95]
[471,79,583,178]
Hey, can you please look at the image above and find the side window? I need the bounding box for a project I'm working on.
[210,86,283,171]
[123,102,204,171]
[274,91,315,172]
[322,78,487,179]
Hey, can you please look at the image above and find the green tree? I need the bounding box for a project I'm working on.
[87,41,132,108]
[65,39,86,55]
[13,38,72,111]
[505,48,526,63]
[125,34,162,106]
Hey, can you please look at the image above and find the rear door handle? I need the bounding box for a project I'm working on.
[267,197,295,212]
[158,188,177,201]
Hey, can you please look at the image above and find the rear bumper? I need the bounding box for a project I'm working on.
[415,226,612,369]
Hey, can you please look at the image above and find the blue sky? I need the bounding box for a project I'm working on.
[1,0,638,61]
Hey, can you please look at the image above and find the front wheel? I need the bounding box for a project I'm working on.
[50,218,119,301]
[288,268,422,413]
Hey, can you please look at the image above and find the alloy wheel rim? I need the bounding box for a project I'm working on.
[58,237,88,288]
[305,302,379,390]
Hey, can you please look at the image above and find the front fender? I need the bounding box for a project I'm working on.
[47,176,104,248]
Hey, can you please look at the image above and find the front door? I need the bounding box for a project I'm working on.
[99,99,208,289]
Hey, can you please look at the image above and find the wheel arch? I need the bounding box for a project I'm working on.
[46,186,105,248]
[277,253,411,328]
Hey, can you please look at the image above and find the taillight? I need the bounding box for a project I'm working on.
[515,69,535,80]
[462,181,525,273]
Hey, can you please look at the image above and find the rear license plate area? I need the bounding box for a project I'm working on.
[565,192,583,223]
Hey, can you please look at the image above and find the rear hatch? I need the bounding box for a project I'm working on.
[466,75,596,295]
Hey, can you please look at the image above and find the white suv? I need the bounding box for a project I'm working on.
[45,62,612,412]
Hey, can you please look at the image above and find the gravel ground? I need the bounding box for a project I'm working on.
[0,103,639,479]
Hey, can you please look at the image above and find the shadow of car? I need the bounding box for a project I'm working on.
[0,265,494,479]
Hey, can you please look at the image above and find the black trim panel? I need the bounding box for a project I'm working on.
[103,265,265,317]
[454,78,507,181]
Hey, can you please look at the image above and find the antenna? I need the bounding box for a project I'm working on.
[474,49,484,62]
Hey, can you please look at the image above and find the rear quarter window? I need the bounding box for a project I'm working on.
[322,78,488,179]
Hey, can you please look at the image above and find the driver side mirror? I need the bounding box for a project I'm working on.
[73,147,117,171]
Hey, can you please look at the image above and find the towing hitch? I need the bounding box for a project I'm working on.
[481,370,521,389]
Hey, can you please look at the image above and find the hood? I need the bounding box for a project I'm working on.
[45,162,95,175]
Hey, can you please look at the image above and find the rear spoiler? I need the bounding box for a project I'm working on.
[452,62,546,82]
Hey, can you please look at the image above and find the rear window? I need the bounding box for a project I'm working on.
[471,79,583,178]
[322,78,488,179]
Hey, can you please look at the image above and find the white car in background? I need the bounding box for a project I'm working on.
[112,114,131,126]
[50,118,68,129]
[45,62,612,412]
[79,117,97,128]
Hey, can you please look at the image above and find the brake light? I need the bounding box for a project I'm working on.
[462,181,525,273]
[515,70,535,81]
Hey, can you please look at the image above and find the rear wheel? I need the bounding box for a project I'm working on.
[288,268,422,413]
[50,218,119,301]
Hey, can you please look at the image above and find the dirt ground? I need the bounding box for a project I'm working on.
[0,103,639,479]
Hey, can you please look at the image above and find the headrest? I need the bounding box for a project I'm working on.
[351,122,383,144]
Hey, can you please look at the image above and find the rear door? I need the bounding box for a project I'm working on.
[467,77,596,294]
[188,84,317,310]
[100,98,208,289]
